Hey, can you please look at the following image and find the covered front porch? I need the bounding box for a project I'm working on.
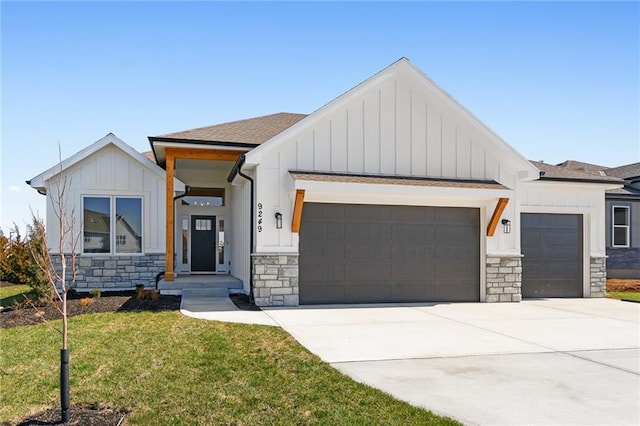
[148,141,253,294]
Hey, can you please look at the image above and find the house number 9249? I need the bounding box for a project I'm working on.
[257,202,263,232]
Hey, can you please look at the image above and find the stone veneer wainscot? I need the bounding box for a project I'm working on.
[252,253,299,307]
[590,256,607,297]
[486,255,522,302]
[53,254,165,290]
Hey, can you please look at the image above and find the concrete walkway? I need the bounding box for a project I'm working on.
[179,290,277,326]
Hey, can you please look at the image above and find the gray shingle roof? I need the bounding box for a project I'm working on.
[530,161,623,183]
[555,160,608,174]
[604,162,640,179]
[289,171,508,190]
[141,151,156,163]
[154,112,307,144]
[606,186,640,196]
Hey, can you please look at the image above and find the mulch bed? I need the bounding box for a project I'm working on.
[606,279,640,292]
[229,293,262,311]
[14,405,128,426]
[1,290,181,329]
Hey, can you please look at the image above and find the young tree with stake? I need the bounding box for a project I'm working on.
[31,146,79,423]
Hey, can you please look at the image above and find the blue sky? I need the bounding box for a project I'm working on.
[1,1,639,233]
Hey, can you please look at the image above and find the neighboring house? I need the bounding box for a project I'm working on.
[28,58,624,305]
[557,161,640,278]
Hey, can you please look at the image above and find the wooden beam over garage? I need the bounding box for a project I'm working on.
[291,189,305,233]
[487,197,509,236]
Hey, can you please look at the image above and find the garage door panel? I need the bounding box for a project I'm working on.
[300,203,480,304]
[344,284,392,303]
[392,224,437,242]
[525,262,581,280]
[303,242,345,259]
[436,244,478,260]
[434,281,480,301]
[391,244,436,260]
[302,284,346,303]
[345,205,392,221]
[435,207,478,224]
[521,213,583,298]
[345,243,390,260]
[346,222,391,241]
[345,262,391,280]
[316,264,345,281]
[392,205,437,224]
[310,204,346,221]
[391,262,435,279]
[435,264,480,281]
[539,230,580,247]
[435,225,476,242]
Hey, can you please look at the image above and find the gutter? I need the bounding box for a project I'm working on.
[227,155,255,303]
[538,176,625,185]
[25,180,46,195]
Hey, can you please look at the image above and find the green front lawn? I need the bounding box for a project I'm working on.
[0,311,457,425]
[0,284,33,308]
[608,291,640,302]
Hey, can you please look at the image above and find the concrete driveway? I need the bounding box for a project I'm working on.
[264,299,640,425]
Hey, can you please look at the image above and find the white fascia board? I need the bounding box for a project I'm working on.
[28,133,185,192]
[153,141,252,164]
[294,180,512,207]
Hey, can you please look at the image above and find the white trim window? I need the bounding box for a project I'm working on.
[612,206,630,247]
[83,196,143,254]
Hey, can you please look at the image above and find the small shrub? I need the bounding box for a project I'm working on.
[136,285,159,301]
[0,222,51,306]
[79,297,93,307]
[89,289,101,299]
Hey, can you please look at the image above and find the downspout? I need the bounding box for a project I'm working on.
[227,155,255,303]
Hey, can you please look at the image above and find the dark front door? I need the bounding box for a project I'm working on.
[521,213,583,298]
[299,203,480,304]
[191,215,216,272]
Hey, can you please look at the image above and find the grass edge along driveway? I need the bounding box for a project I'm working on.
[0,310,458,425]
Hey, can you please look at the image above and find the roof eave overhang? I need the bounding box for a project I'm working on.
[291,173,513,205]
[538,177,624,187]
[605,192,640,199]
[148,138,259,168]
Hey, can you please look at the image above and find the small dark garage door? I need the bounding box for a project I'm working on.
[299,203,480,304]
[521,213,583,298]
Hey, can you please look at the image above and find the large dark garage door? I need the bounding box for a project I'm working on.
[299,203,480,304]
[521,213,583,298]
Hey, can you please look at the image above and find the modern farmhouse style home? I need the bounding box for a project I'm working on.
[28,58,623,306]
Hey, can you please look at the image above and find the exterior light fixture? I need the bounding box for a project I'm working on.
[275,212,283,229]
[501,219,511,234]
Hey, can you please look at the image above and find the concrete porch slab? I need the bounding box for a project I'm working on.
[159,274,243,295]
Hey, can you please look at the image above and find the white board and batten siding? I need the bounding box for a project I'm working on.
[253,62,534,253]
[43,144,167,254]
